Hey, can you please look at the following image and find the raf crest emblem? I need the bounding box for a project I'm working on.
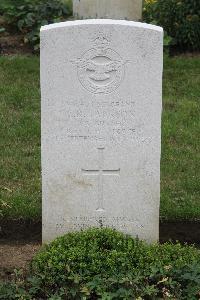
[71,32,128,94]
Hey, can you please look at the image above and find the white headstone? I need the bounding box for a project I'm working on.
[73,0,143,21]
[41,19,163,243]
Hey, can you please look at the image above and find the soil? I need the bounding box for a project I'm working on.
[169,45,200,57]
[1,219,200,245]
[0,219,41,242]
[0,220,42,281]
[160,221,200,246]
[0,32,33,55]
[0,15,33,56]
[0,242,41,281]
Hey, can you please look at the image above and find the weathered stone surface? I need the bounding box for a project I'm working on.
[73,0,143,21]
[41,19,163,243]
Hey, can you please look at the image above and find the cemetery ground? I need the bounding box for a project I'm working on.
[0,54,200,283]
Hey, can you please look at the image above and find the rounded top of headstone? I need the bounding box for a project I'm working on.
[40,19,163,33]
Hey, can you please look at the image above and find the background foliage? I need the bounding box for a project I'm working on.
[1,0,72,50]
[143,0,200,51]
[1,0,199,51]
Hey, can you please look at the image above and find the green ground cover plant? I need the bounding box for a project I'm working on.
[0,55,200,221]
[1,228,200,299]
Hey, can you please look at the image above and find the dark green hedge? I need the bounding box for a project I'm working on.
[143,0,200,51]
[2,228,200,299]
[2,0,71,50]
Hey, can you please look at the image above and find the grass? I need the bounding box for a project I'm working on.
[161,56,200,220]
[0,55,199,221]
[0,56,41,219]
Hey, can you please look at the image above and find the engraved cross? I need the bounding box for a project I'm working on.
[81,148,120,212]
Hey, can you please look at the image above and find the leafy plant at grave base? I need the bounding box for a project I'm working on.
[143,0,200,51]
[1,228,200,299]
[0,269,31,300]
[3,0,72,51]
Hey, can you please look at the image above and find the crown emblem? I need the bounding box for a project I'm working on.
[91,32,111,49]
